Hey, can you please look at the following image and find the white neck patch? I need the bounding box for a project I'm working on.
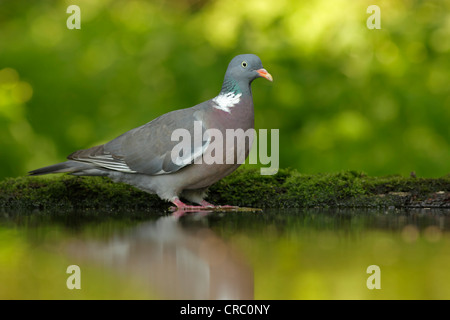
[212,92,242,113]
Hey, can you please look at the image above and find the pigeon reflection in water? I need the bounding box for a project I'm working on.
[67,212,254,299]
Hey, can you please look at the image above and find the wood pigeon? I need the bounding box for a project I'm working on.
[29,54,273,210]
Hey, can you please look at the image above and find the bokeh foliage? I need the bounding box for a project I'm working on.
[0,0,449,179]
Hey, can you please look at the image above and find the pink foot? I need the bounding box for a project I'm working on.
[200,200,215,208]
[170,198,240,212]
[198,201,239,210]
[170,198,214,211]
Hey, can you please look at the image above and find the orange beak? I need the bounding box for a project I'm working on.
[256,68,273,82]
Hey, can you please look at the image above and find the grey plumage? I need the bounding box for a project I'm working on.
[29,54,273,209]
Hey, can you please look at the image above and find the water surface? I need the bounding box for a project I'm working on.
[1,208,449,299]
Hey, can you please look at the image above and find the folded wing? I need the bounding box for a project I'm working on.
[68,107,210,175]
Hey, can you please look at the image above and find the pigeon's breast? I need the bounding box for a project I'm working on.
[174,97,255,189]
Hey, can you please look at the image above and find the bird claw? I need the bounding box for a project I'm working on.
[170,198,244,213]
[168,205,213,212]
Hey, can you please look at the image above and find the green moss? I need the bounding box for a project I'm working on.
[0,175,165,212]
[0,168,449,211]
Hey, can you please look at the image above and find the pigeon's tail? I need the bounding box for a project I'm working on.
[28,160,94,176]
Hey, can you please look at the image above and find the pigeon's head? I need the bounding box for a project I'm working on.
[226,54,273,84]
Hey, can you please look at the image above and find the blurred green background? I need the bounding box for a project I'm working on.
[0,0,449,180]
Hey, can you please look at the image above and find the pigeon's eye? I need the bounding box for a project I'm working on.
[241,61,248,68]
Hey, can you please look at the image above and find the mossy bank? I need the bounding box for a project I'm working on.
[0,168,449,212]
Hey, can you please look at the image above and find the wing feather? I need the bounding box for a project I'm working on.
[67,103,211,175]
